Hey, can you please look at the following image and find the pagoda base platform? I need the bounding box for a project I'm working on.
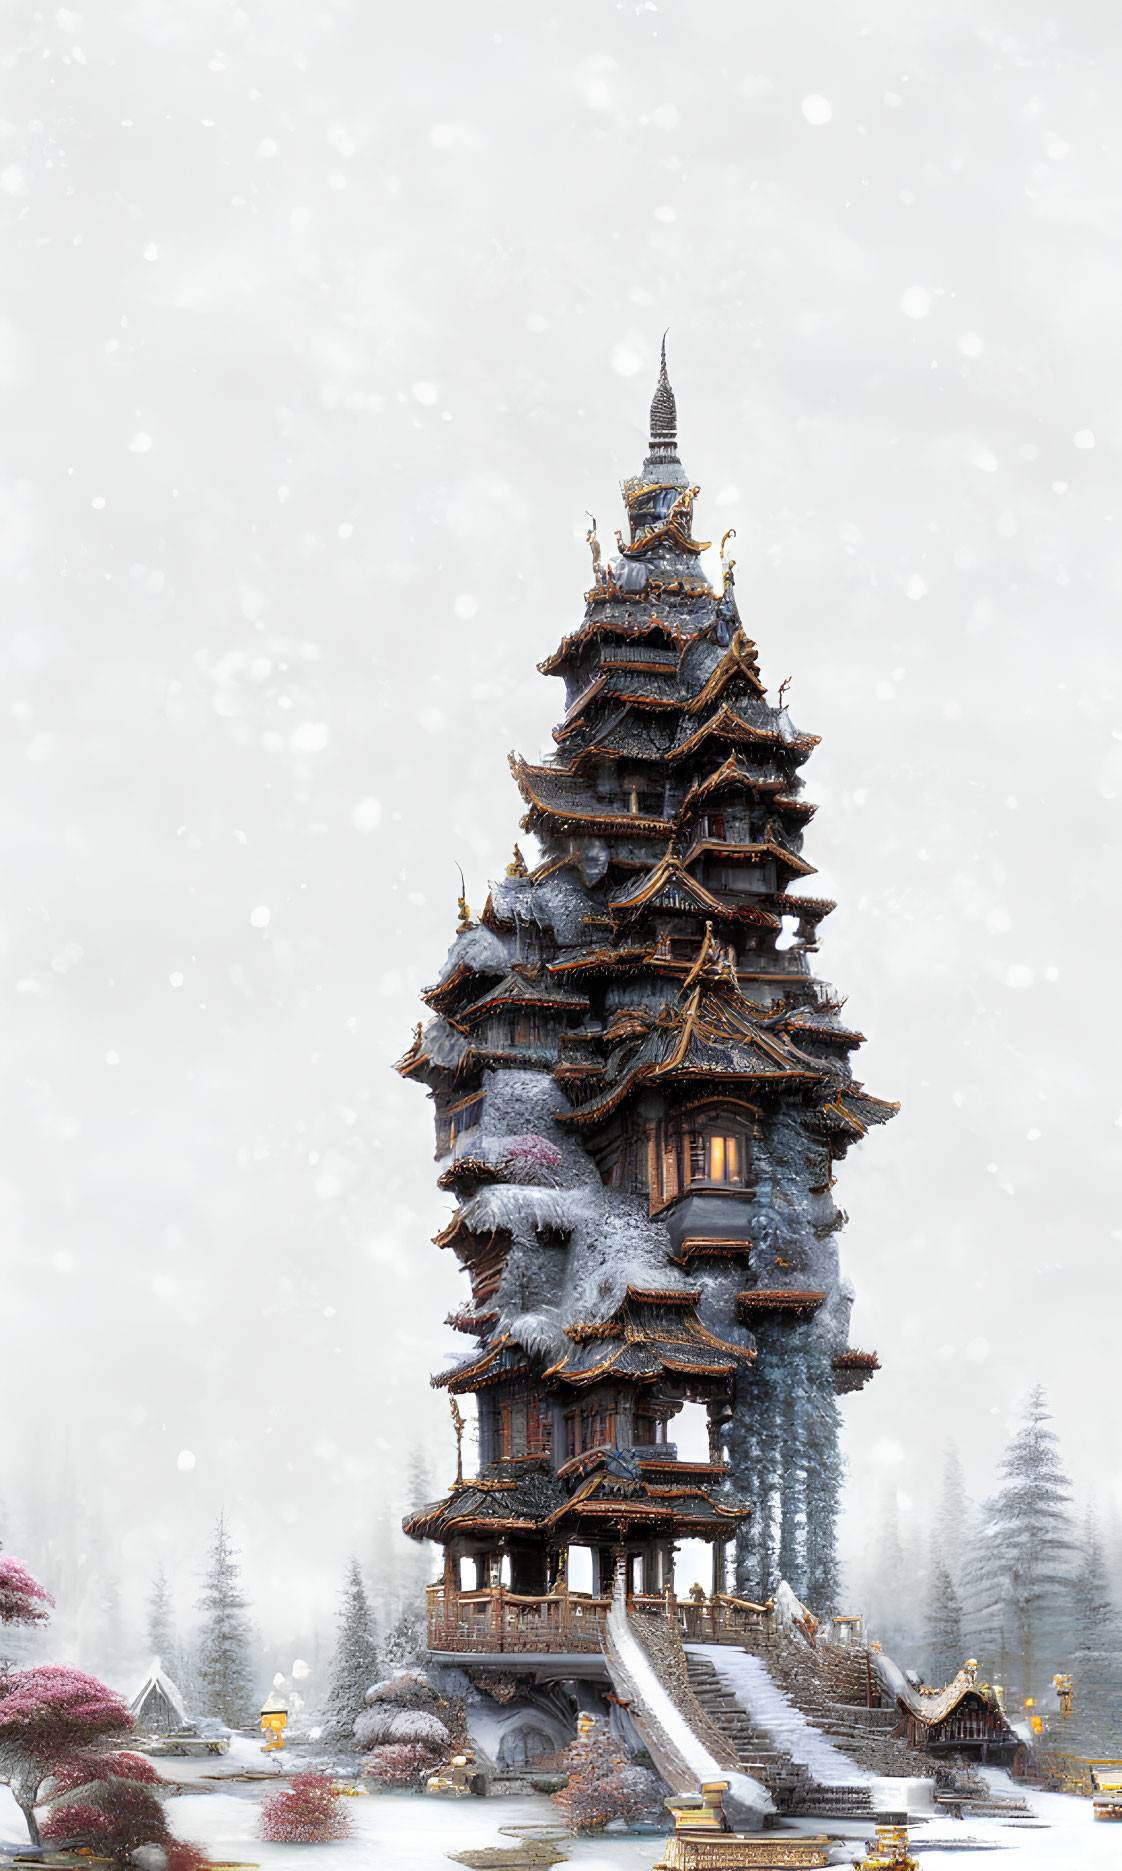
[427,1649,610,1680]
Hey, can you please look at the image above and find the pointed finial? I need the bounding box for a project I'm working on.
[648,330,679,463]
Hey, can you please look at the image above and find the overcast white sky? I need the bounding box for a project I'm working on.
[2,0,1120,1650]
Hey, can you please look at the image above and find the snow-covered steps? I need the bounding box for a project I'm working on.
[716,1625,930,1783]
[602,1585,775,1828]
[685,1648,875,1819]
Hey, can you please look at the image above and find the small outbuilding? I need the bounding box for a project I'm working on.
[129,1658,189,1735]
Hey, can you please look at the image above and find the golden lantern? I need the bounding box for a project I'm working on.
[259,1690,289,1751]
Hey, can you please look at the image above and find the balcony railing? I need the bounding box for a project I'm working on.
[427,1583,607,1653]
[425,1583,772,1656]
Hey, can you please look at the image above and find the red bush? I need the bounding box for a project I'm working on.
[41,1779,169,1858]
[552,1717,660,1833]
[361,1742,442,1788]
[165,1844,210,1871]
[258,1772,353,1844]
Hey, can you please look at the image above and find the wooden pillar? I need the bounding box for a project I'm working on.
[711,1540,726,1598]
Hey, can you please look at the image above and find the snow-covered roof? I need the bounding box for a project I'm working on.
[129,1658,187,1727]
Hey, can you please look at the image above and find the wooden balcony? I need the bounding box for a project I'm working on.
[427,1583,607,1654]
[425,1583,772,1657]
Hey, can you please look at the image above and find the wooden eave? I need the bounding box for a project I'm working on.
[678,753,787,815]
[682,630,765,712]
[785,1017,866,1047]
[451,979,590,1032]
[433,1335,533,1394]
[538,614,688,678]
[436,1156,503,1194]
[672,704,819,764]
[680,836,817,879]
[422,962,495,1018]
[445,1307,500,1336]
[736,1289,827,1321]
[832,1348,880,1394]
[394,1037,430,1080]
[833,1348,879,1371]
[609,853,729,918]
[546,945,656,979]
[454,1045,554,1081]
[523,802,671,839]
[672,1237,754,1264]
[775,892,836,923]
[638,1458,729,1480]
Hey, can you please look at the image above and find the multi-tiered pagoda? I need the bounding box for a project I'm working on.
[399,347,895,1645]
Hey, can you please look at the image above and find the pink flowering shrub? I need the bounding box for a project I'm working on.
[0,1558,53,1627]
[502,1134,563,1187]
[259,1772,353,1843]
[0,1665,131,1757]
[360,1741,442,1788]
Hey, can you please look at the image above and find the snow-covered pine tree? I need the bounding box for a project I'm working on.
[923,1563,965,1688]
[405,1447,434,1515]
[322,1559,380,1748]
[382,1607,425,1674]
[931,1443,968,1586]
[94,1577,125,1685]
[963,1385,1075,1703]
[146,1565,177,1674]
[1068,1509,1122,1756]
[862,1484,924,1667]
[195,1513,256,1728]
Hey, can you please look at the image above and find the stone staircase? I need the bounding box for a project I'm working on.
[685,1650,875,1819]
[720,1626,933,1783]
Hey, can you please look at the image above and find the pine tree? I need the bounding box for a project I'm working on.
[95,1577,125,1685]
[932,1443,968,1585]
[1068,1509,1122,1756]
[923,1563,965,1687]
[196,1513,256,1728]
[405,1447,434,1514]
[382,1607,424,1674]
[863,1484,919,1664]
[964,1385,1075,1703]
[323,1560,380,1748]
[146,1565,177,1671]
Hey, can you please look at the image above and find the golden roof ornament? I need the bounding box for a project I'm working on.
[455,864,472,931]
[506,844,528,877]
[720,526,737,593]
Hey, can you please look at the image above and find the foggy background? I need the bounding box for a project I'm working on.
[2,0,1120,1686]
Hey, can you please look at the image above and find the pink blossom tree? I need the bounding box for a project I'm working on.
[0,1665,132,1844]
[0,1559,54,1630]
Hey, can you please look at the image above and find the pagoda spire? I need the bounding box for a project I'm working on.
[648,331,680,465]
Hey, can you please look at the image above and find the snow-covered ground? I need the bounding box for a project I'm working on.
[4,1751,1122,1868]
